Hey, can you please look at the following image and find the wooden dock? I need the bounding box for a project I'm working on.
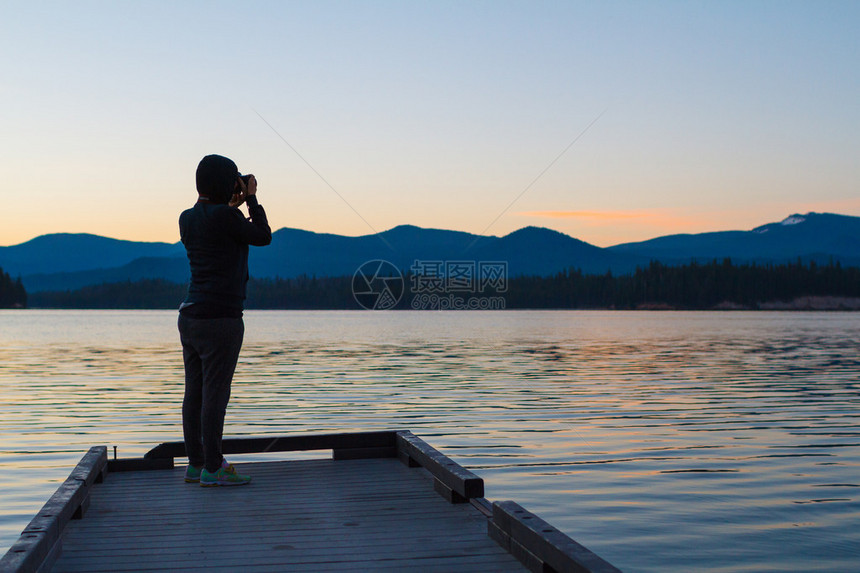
[2,431,620,573]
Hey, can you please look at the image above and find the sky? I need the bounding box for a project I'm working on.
[1,1,858,248]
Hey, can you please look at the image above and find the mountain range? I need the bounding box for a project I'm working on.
[2,212,858,293]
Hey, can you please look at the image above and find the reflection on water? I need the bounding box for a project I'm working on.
[1,310,859,572]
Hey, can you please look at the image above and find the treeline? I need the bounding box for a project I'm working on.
[26,259,860,310]
[27,277,354,310]
[505,259,860,309]
[248,276,355,309]
[0,266,27,308]
[30,279,188,309]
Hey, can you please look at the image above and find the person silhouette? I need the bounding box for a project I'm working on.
[177,154,272,486]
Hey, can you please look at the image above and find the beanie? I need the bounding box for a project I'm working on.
[196,154,239,204]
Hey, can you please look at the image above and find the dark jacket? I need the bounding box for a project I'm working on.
[179,197,271,311]
[180,155,272,314]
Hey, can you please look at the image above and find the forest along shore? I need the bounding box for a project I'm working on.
[17,260,860,311]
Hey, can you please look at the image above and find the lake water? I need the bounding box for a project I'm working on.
[1,310,858,572]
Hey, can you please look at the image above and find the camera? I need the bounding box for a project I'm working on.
[237,174,251,188]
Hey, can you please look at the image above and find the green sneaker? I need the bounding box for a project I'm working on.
[200,461,251,487]
[184,464,203,483]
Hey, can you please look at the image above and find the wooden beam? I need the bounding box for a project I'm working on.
[332,446,397,460]
[68,446,108,486]
[489,521,545,573]
[0,446,106,573]
[143,431,399,460]
[108,457,174,473]
[0,531,53,573]
[491,501,621,573]
[395,431,484,500]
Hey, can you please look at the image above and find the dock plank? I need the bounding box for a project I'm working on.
[51,458,526,572]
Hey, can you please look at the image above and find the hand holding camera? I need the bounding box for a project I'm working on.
[230,174,257,207]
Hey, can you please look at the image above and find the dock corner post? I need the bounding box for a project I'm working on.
[392,430,421,467]
[395,431,485,504]
[433,478,470,504]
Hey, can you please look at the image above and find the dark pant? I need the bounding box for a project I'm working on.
[178,314,244,473]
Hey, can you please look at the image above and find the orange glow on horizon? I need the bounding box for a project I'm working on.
[513,201,860,246]
[516,211,648,221]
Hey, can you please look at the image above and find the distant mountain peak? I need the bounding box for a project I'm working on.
[507,225,558,234]
[610,211,859,264]
[753,212,812,234]
[500,225,596,248]
[387,224,422,232]
[503,226,570,239]
[780,213,808,226]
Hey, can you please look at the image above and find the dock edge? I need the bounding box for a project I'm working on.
[1,431,621,573]
[0,446,107,573]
